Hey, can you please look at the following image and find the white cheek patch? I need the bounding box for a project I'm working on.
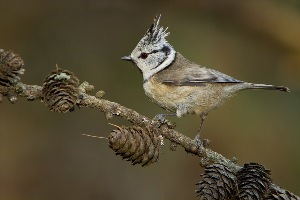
[149,52,167,70]
[142,48,176,81]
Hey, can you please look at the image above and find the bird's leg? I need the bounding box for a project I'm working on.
[153,113,176,128]
[194,114,207,146]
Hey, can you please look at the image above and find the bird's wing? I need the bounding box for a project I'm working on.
[156,63,243,86]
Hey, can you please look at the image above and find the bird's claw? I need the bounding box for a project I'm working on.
[153,114,167,124]
[194,135,203,147]
[152,114,176,129]
[194,134,211,148]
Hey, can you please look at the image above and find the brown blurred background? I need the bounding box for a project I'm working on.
[0,0,300,199]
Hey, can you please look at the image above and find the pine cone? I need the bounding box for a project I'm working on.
[0,49,25,87]
[195,164,237,200]
[236,162,272,200]
[108,125,162,167]
[42,68,79,113]
[265,185,300,200]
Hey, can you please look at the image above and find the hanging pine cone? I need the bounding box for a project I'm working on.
[236,162,272,200]
[0,49,25,87]
[42,68,79,113]
[195,163,237,200]
[108,125,162,167]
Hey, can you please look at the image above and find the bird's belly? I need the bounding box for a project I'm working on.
[143,80,182,113]
[143,79,232,116]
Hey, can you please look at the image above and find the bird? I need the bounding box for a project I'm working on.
[121,15,289,143]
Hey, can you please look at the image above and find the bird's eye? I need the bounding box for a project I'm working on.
[140,52,148,59]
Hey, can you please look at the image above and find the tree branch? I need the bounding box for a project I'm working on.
[1,68,298,199]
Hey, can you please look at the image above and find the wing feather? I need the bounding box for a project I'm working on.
[157,63,243,86]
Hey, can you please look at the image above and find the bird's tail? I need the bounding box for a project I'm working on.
[247,83,290,92]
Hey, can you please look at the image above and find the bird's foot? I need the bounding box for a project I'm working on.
[152,114,176,129]
[194,134,210,148]
[194,134,203,147]
[153,114,167,124]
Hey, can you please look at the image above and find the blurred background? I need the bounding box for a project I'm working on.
[0,0,300,199]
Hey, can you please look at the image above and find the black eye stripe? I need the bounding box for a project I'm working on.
[139,46,170,59]
[151,46,170,55]
[161,46,170,55]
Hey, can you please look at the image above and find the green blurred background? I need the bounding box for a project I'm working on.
[1,0,300,199]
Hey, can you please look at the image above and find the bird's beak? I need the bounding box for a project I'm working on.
[121,55,132,61]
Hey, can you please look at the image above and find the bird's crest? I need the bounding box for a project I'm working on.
[141,15,170,46]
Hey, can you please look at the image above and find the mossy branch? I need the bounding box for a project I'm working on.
[1,49,298,199]
[1,81,239,171]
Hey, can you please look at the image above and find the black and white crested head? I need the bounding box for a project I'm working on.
[140,15,170,49]
[122,15,176,81]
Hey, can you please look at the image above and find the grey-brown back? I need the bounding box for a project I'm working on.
[155,52,243,86]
